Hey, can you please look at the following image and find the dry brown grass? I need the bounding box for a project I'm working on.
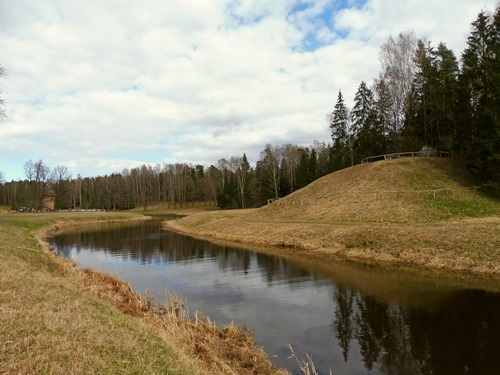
[74,269,288,375]
[253,158,498,223]
[165,158,500,276]
[0,212,288,375]
[147,293,288,375]
[166,213,500,274]
[0,212,195,374]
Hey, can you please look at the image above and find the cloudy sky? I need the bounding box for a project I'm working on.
[0,0,497,181]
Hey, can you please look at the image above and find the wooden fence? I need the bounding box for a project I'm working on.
[267,186,483,206]
[361,150,451,164]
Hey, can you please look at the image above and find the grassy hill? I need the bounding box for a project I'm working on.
[166,157,500,275]
[253,157,499,223]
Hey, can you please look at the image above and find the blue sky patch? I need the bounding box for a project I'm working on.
[288,0,368,51]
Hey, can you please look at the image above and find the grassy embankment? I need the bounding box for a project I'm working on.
[0,211,287,375]
[1,158,498,373]
[165,158,500,275]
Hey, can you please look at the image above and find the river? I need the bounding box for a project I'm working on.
[49,217,500,375]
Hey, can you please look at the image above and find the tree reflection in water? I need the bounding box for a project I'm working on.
[51,219,500,375]
[332,286,500,375]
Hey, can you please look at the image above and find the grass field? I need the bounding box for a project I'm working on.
[0,211,287,375]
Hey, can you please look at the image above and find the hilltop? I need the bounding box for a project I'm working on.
[252,157,498,223]
[165,157,500,275]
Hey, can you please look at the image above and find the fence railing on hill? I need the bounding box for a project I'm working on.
[267,198,281,205]
[266,186,483,206]
[361,150,451,164]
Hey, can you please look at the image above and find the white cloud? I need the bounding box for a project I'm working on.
[0,0,498,180]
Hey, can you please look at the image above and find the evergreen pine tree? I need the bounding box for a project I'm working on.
[351,81,384,161]
[308,148,318,183]
[403,40,436,149]
[433,43,460,150]
[404,40,459,151]
[374,79,393,153]
[296,148,309,190]
[459,9,500,185]
[329,91,351,170]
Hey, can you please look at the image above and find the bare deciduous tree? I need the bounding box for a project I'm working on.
[229,154,250,208]
[24,159,36,182]
[34,159,50,183]
[260,144,282,199]
[216,158,229,193]
[24,159,50,183]
[205,165,220,207]
[50,165,72,182]
[377,31,418,148]
[281,144,301,193]
[23,159,50,209]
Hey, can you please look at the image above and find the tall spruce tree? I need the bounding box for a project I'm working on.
[351,81,384,162]
[404,40,436,149]
[405,40,459,152]
[374,79,393,153]
[433,43,459,150]
[351,82,374,138]
[296,148,309,190]
[329,91,351,170]
[308,148,318,183]
[459,8,500,185]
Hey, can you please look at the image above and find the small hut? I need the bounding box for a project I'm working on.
[41,185,56,212]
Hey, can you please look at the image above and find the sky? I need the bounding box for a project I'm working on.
[1,0,498,181]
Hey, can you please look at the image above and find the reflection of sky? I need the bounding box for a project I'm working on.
[51,221,500,375]
[55,236,360,373]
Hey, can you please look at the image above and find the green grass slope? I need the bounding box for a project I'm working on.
[254,157,499,223]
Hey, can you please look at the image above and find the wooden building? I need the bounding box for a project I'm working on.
[41,185,56,212]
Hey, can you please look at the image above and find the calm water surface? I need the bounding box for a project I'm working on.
[49,217,500,375]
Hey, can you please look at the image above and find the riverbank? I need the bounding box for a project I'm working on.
[163,158,500,277]
[164,209,500,276]
[0,211,288,375]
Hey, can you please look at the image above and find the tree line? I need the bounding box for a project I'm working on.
[0,142,331,210]
[1,7,498,210]
[329,7,500,184]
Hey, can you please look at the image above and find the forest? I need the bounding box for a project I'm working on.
[1,7,499,211]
